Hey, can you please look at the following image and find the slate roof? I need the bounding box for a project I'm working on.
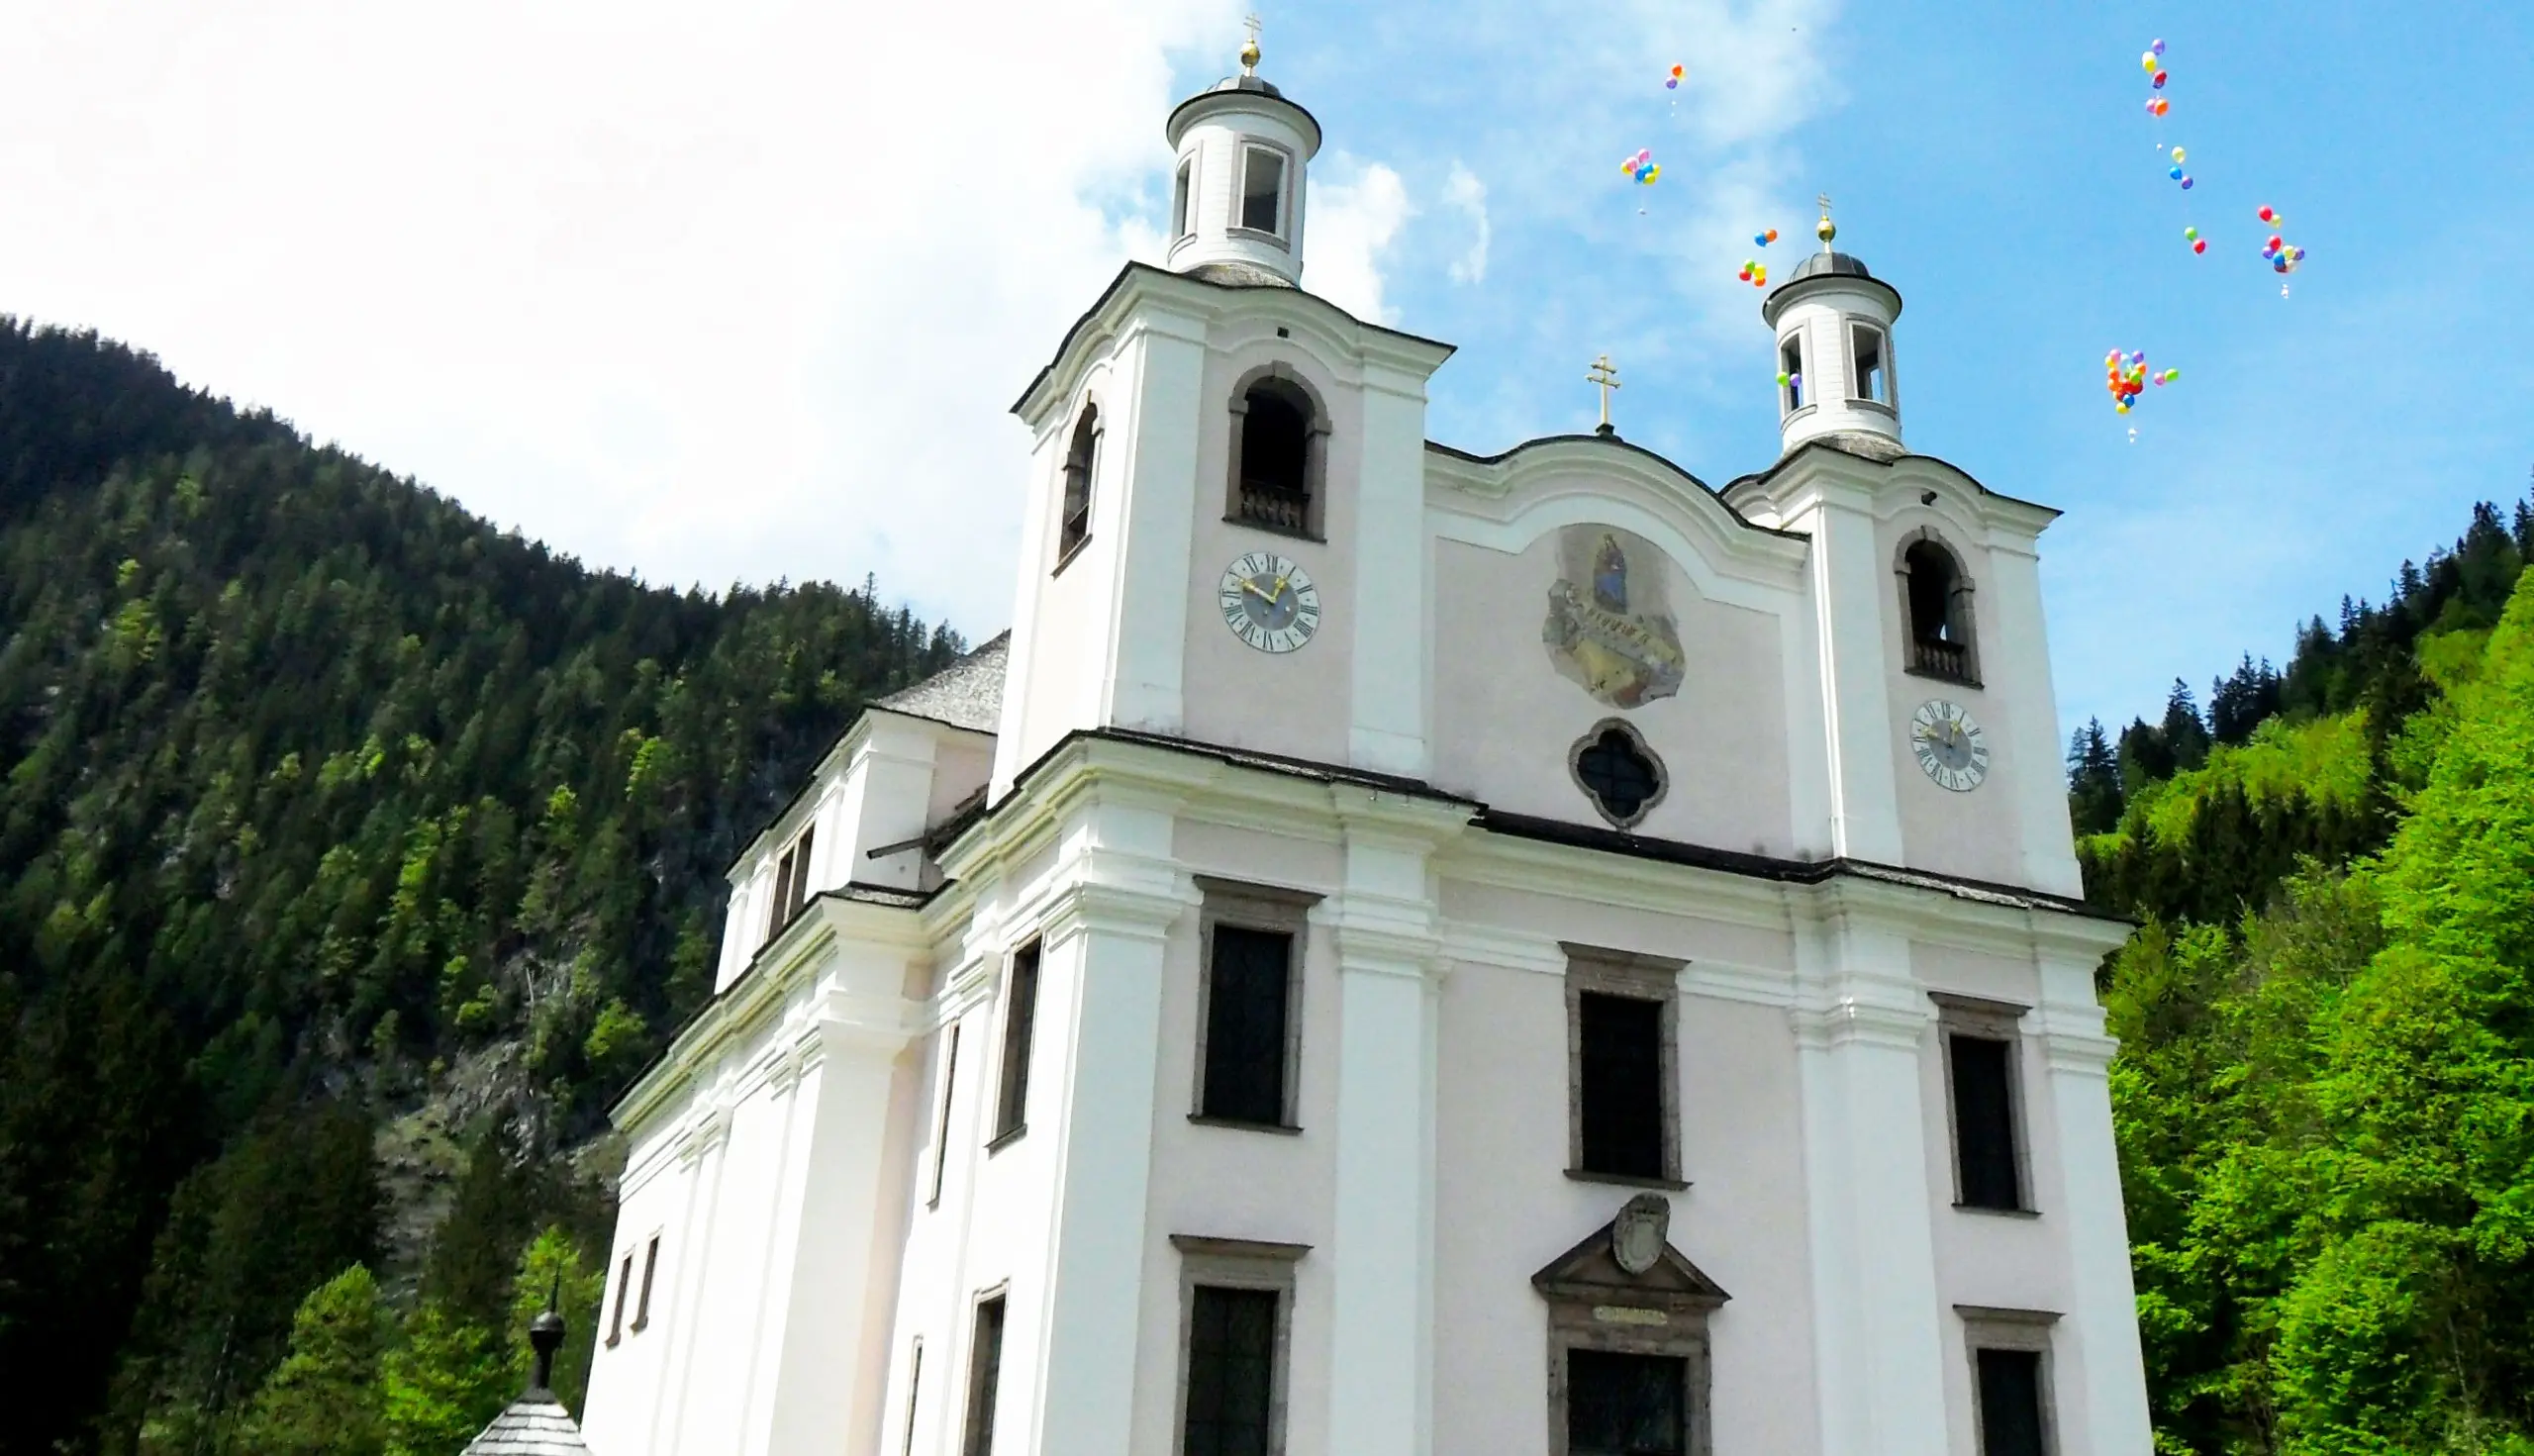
[461,1394,592,1455]
[874,631,1009,734]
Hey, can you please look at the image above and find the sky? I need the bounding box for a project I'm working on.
[0,0,2528,736]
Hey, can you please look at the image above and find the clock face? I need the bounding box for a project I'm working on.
[1218,552,1321,653]
[1910,700,1991,792]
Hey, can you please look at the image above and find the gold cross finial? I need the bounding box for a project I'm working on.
[1815,192,1836,249]
[1240,13,1263,74]
[1588,354,1621,434]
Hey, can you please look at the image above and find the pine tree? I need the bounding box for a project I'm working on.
[506,1228,605,1415]
[2065,719,2124,836]
[232,1265,386,1456]
[2161,679,2212,772]
[380,1304,506,1456]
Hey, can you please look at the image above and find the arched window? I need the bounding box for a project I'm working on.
[1229,375,1319,536]
[1900,535,1979,685]
[1057,405,1098,562]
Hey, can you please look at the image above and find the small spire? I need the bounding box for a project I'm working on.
[1240,13,1263,75]
[527,1291,566,1397]
[1815,192,1836,251]
[1587,353,1621,437]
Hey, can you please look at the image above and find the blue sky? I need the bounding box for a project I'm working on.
[0,0,2526,740]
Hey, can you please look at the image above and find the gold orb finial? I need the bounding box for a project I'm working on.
[1240,13,1262,75]
[1814,191,1835,248]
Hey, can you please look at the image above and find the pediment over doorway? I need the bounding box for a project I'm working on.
[1531,1194,1730,1315]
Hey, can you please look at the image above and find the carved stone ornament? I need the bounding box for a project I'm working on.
[1610,1193,1671,1276]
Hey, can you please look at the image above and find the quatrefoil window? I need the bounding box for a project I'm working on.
[1569,720,1668,830]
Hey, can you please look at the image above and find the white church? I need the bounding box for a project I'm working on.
[576,37,2150,1456]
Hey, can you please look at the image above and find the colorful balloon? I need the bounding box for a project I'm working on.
[2193,239,2207,254]
[2258,205,2278,223]
[1666,63,1685,89]
[2183,226,2198,241]
[2153,70,2168,88]
[2171,146,2187,163]
[2152,38,2166,55]
[2181,176,2193,190]
[2142,51,2159,71]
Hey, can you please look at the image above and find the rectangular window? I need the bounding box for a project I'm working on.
[1565,945,1683,1186]
[1780,334,1805,413]
[1173,158,1195,239]
[606,1253,633,1347]
[992,943,1040,1145]
[1184,1287,1278,1456]
[1240,146,1285,235]
[1851,323,1889,404]
[1951,1034,2020,1209]
[1202,926,1294,1125]
[1578,994,1665,1178]
[1566,1349,1688,1456]
[1171,1235,1305,1456]
[929,1023,961,1206]
[1977,1348,2048,1456]
[962,1295,1007,1456]
[766,825,816,938]
[633,1235,659,1330]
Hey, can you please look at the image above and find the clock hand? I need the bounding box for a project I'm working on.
[1241,579,1274,601]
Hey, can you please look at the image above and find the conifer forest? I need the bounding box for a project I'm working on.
[5,316,2534,1453]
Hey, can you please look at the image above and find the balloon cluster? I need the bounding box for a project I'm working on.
[1736,257,1770,288]
[1665,63,1685,90]
[2104,348,2180,414]
[2257,206,2305,276]
[2142,39,2171,116]
[1775,369,1803,390]
[1752,228,1779,247]
[2183,225,2206,255]
[2165,146,2193,191]
[1621,148,1660,186]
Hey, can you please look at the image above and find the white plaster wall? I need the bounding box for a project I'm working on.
[1427,532,1795,853]
[580,1112,690,1456]
[1179,329,1365,769]
[1164,103,1315,283]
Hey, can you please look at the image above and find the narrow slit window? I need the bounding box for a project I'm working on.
[1566,1348,1689,1456]
[929,1023,961,1206]
[1173,158,1195,239]
[962,1296,1007,1456]
[1202,925,1294,1126]
[1183,1286,1279,1456]
[607,1253,633,1347]
[1240,146,1285,236]
[767,848,796,940]
[1852,323,1889,404]
[1950,1033,2023,1211]
[1058,406,1097,559]
[902,1339,925,1456]
[1976,1347,2048,1456]
[633,1235,659,1330]
[1577,992,1666,1179]
[1780,334,1805,413]
[992,944,1040,1144]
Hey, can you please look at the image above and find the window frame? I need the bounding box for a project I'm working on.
[1563,944,1687,1190]
[1169,1235,1309,1456]
[928,1021,962,1207]
[1190,877,1318,1132]
[1896,529,1983,688]
[1933,993,2035,1215]
[1055,403,1100,571]
[1172,155,1197,241]
[606,1250,633,1348]
[990,942,1041,1150]
[1231,142,1295,242]
[1223,365,1329,542]
[1567,717,1670,830]
[1534,1216,1722,1456]
[900,1336,925,1456]
[1956,1305,2061,1456]
[1778,330,1810,419]
[1848,320,1896,412]
[632,1233,659,1332]
[764,825,817,943]
[961,1287,1009,1456]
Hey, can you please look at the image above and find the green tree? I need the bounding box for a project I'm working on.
[232,1265,386,1456]
[380,1304,505,1456]
[506,1227,606,1414]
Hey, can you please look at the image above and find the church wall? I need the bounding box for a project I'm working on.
[1017,375,1123,768]
[1179,332,1364,768]
[1427,530,1797,855]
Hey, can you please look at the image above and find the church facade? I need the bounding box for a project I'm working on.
[577,44,2150,1456]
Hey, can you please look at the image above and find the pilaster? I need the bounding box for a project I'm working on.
[2037,985,2151,1456]
[1789,474,1905,864]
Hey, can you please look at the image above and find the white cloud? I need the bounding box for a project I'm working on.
[1302,157,1413,325]
[1443,164,1491,285]
[0,0,1238,636]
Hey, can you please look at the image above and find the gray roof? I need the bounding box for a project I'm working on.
[874,631,1009,733]
[461,1395,591,1455]
[1784,249,1875,282]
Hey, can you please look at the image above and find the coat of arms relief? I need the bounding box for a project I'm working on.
[1542,527,1687,709]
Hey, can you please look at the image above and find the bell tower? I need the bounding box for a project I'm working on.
[1162,21,1320,287]
[1761,199,1904,456]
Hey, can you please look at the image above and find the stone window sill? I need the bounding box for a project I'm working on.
[986,1123,1026,1154]
[1953,1202,2040,1218]
[1188,1115,1304,1135]
[1564,1167,1690,1193]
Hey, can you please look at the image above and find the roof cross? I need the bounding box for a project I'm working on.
[1240,14,1263,74]
[1588,354,1621,435]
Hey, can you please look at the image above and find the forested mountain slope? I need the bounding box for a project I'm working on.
[0,321,963,1454]
[2072,491,2534,1454]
